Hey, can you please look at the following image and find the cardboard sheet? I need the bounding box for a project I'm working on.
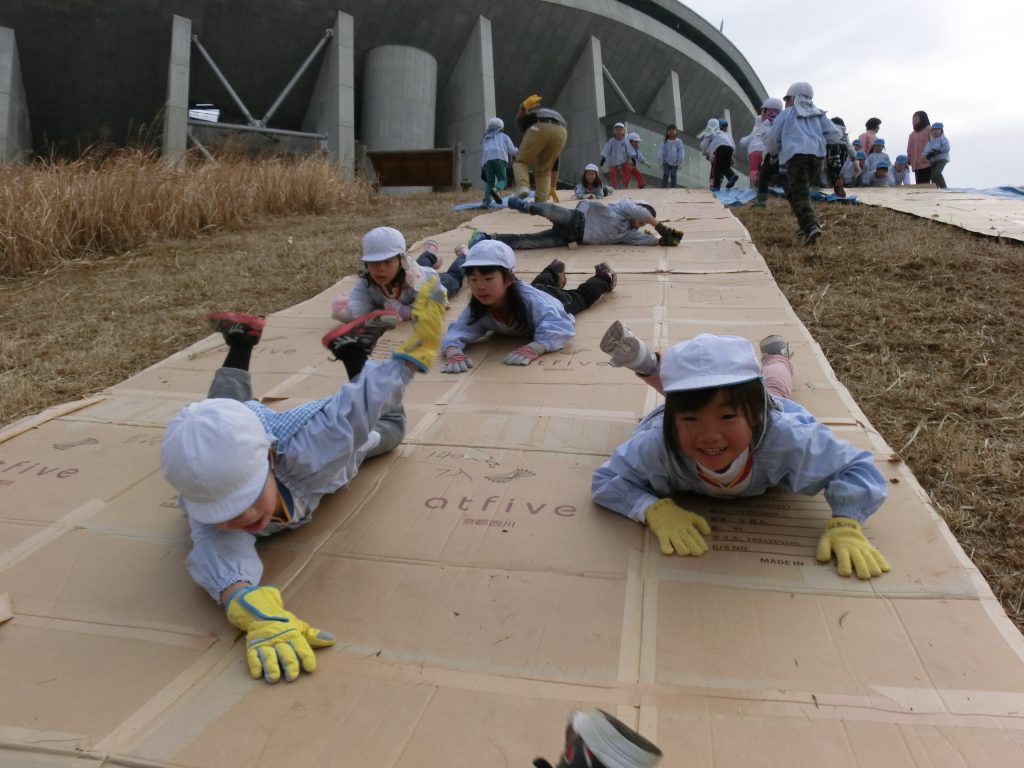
[853,186,1024,242]
[2,189,1023,766]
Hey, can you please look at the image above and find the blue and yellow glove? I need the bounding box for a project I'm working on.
[225,586,336,683]
[392,275,446,372]
[645,498,710,557]
[816,517,891,579]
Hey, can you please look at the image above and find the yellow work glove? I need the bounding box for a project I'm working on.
[225,586,335,683]
[549,187,560,203]
[816,517,891,579]
[522,93,543,110]
[645,498,711,557]
[392,275,446,372]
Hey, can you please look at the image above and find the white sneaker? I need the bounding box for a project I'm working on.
[600,320,658,375]
[759,335,791,359]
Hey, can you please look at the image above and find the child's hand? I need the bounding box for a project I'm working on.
[442,347,474,374]
[816,517,891,579]
[655,222,683,247]
[383,298,412,321]
[503,341,545,366]
[645,498,710,557]
[225,586,335,683]
[330,293,350,322]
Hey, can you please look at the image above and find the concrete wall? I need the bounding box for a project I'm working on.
[0,26,31,163]
[303,11,355,170]
[555,36,606,187]
[439,16,495,187]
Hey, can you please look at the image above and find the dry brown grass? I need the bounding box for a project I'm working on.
[0,150,377,276]
[735,199,1024,627]
[1,176,1022,631]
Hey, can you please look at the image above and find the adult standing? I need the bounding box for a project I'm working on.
[906,110,932,185]
[513,93,567,203]
[858,117,881,157]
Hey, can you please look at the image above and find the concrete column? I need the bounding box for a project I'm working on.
[161,15,191,164]
[362,45,436,151]
[0,26,32,163]
[648,71,683,131]
[439,16,495,188]
[554,36,605,188]
[362,45,436,193]
[304,12,355,171]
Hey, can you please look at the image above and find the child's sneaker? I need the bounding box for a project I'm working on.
[804,225,822,246]
[321,310,399,358]
[543,258,567,289]
[207,311,266,346]
[759,334,791,359]
[507,196,530,213]
[600,320,657,375]
[726,173,739,189]
[594,262,617,290]
[490,188,503,205]
[468,230,489,248]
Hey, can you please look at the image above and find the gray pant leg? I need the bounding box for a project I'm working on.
[207,366,254,401]
[366,405,406,458]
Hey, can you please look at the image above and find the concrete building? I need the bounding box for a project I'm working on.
[0,0,766,187]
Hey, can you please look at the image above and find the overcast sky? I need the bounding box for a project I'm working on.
[679,0,1022,189]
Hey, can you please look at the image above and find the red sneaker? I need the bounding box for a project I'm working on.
[206,311,266,345]
[321,310,399,358]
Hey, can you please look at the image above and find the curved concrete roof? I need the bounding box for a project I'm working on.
[0,0,767,153]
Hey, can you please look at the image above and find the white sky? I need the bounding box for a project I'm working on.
[679,0,1023,188]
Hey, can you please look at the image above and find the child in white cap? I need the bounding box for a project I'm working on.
[575,163,609,199]
[764,81,844,244]
[472,197,682,250]
[533,709,662,768]
[480,116,518,207]
[622,132,649,189]
[331,226,466,324]
[841,150,866,188]
[594,326,891,580]
[740,99,783,190]
[700,117,739,190]
[923,122,950,188]
[161,277,448,684]
[657,124,685,188]
[600,122,632,189]
[439,240,615,372]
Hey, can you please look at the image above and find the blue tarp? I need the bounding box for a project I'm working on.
[948,186,1024,199]
[712,189,757,206]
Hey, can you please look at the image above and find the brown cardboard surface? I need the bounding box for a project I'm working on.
[853,187,1024,242]
[2,189,1023,766]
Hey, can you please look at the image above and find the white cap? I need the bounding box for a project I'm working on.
[661,334,761,393]
[361,226,406,262]
[763,97,785,111]
[627,132,641,142]
[785,81,814,99]
[161,399,272,525]
[461,239,515,271]
[614,122,626,129]
[584,162,600,173]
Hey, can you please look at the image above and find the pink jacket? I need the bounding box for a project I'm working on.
[907,126,932,170]
[858,130,877,157]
